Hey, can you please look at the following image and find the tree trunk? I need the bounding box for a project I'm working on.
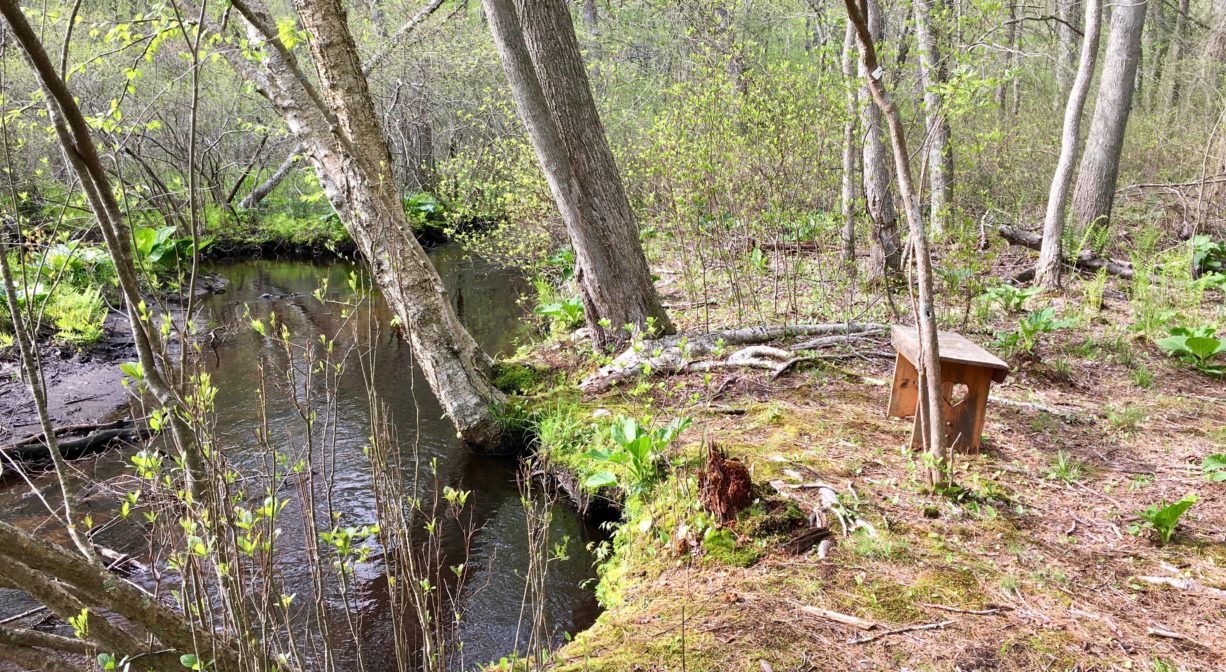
[840,22,859,268]
[486,0,674,348]
[238,143,300,209]
[914,0,953,236]
[858,0,902,278]
[1037,0,1104,288]
[1071,0,1148,231]
[843,0,946,487]
[1167,0,1191,108]
[582,0,598,32]
[996,0,1017,112]
[227,0,508,451]
[1212,0,1226,62]
[1056,0,1082,99]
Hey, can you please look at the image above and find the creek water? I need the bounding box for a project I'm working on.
[0,247,601,669]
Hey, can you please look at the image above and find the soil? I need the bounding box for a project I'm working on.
[0,311,136,444]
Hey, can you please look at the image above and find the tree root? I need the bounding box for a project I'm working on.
[580,322,887,392]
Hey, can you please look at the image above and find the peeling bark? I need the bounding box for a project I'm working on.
[224,0,508,451]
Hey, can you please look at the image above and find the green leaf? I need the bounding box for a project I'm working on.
[1203,454,1226,482]
[179,653,198,669]
[1149,495,1198,545]
[583,472,618,489]
[1184,336,1226,362]
[119,361,144,380]
[1155,334,1190,356]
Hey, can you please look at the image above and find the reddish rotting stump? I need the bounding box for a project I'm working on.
[887,325,1009,453]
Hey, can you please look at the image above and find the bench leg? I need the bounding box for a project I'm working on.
[887,354,919,418]
[946,369,993,454]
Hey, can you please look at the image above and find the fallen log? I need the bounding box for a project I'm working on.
[580,322,887,392]
[0,419,147,464]
[998,224,1135,280]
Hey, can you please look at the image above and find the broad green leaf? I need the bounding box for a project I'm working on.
[583,472,618,489]
[1203,454,1226,482]
[1184,336,1226,361]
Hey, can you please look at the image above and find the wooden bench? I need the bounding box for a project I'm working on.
[886,325,1008,453]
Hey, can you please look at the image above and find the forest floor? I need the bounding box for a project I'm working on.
[530,254,1226,671]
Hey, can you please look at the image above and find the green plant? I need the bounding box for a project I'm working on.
[47,286,106,345]
[747,246,768,274]
[1130,363,1154,388]
[1106,403,1147,434]
[1194,271,1226,291]
[1043,451,1084,484]
[979,285,1041,313]
[995,307,1075,354]
[132,225,212,275]
[583,415,691,496]
[1190,235,1225,275]
[534,295,584,331]
[1155,325,1226,376]
[1202,454,1226,482]
[1130,495,1198,545]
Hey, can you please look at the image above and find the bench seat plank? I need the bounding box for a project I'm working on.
[891,325,1008,382]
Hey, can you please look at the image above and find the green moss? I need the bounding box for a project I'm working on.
[702,527,762,568]
[491,361,546,394]
[913,568,988,609]
[735,498,807,539]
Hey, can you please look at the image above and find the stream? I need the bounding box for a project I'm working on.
[0,247,601,669]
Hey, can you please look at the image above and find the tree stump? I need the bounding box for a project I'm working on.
[699,443,752,525]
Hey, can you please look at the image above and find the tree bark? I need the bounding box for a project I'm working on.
[582,0,599,32]
[1056,0,1082,99]
[1036,0,1103,288]
[843,0,947,487]
[485,0,674,348]
[996,0,1017,112]
[858,0,902,278]
[226,0,508,451]
[1071,0,1148,232]
[238,143,300,209]
[840,22,859,268]
[1167,0,1191,107]
[914,0,953,236]
[1212,0,1226,61]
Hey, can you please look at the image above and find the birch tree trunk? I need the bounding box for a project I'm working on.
[1071,0,1148,231]
[843,0,947,487]
[859,0,903,278]
[486,0,674,349]
[914,0,953,236]
[238,144,300,209]
[227,0,508,452]
[840,22,859,268]
[1036,0,1104,288]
